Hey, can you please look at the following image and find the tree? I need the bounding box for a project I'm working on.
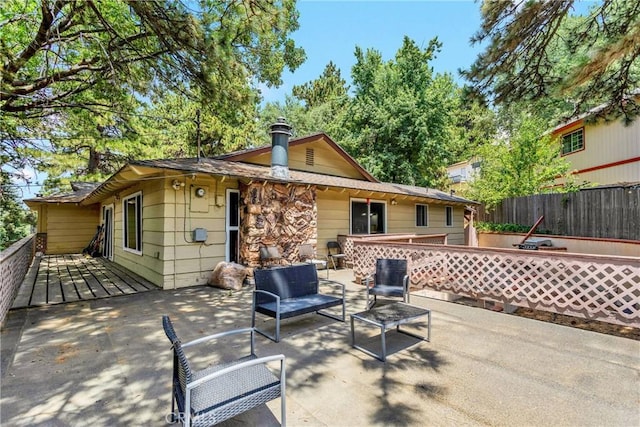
[464,0,640,122]
[466,110,572,209]
[292,61,348,109]
[1,0,305,188]
[0,171,36,250]
[342,36,461,187]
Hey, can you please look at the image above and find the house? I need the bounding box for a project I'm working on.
[24,119,477,290]
[446,157,481,193]
[446,105,639,192]
[551,106,640,187]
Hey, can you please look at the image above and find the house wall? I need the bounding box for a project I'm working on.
[38,204,100,254]
[555,119,640,186]
[105,175,240,289]
[316,188,465,256]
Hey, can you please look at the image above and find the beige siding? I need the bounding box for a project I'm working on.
[556,119,640,186]
[316,189,466,254]
[241,139,369,179]
[107,175,239,289]
[43,205,100,254]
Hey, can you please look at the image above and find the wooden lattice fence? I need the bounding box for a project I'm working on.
[338,233,448,265]
[352,240,640,328]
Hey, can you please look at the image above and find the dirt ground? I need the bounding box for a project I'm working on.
[453,297,640,341]
[511,307,640,341]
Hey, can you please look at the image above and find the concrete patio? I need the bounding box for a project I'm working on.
[1,268,639,426]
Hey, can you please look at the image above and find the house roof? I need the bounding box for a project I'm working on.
[27,156,476,206]
[214,132,379,183]
[24,182,100,205]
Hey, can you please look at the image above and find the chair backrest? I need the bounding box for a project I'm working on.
[162,315,192,408]
[254,263,319,299]
[375,259,407,287]
[326,241,343,255]
[260,246,282,261]
[298,244,315,261]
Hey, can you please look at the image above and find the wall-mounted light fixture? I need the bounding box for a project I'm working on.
[114,193,120,201]
[391,199,398,205]
[172,179,185,191]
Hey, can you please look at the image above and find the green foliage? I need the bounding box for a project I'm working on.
[0,172,36,251]
[1,0,305,191]
[465,0,640,122]
[475,221,553,235]
[292,61,349,109]
[465,109,572,208]
[341,36,461,187]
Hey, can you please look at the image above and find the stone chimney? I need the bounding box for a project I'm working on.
[269,117,292,179]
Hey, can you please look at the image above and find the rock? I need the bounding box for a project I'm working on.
[208,262,248,291]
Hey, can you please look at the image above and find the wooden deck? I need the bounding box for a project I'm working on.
[11,254,158,309]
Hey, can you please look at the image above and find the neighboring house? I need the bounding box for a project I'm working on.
[25,119,477,290]
[551,107,640,187]
[446,157,481,193]
[446,103,639,191]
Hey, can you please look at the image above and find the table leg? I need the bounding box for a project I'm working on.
[380,325,386,362]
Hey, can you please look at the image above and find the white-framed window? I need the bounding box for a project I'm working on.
[445,206,453,227]
[561,128,584,155]
[350,198,386,234]
[416,204,429,227]
[123,191,142,254]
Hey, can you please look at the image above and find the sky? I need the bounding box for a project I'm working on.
[260,0,486,104]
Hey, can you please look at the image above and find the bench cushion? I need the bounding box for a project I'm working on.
[255,294,343,319]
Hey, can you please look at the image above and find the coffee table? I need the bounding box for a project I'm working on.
[350,302,431,362]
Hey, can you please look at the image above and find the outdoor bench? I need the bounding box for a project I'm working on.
[252,263,346,342]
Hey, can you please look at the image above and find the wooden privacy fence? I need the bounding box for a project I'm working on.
[352,240,640,328]
[0,235,35,324]
[479,184,640,240]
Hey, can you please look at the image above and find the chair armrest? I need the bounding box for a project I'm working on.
[253,289,280,305]
[187,354,286,390]
[403,274,410,293]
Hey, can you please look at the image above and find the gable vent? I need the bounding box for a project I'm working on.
[305,148,314,166]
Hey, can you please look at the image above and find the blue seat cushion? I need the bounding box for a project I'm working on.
[256,294,343,319]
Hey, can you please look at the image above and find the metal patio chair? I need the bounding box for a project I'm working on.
[162,315,286,426]
[364,258,410,309]
[298,243,329,278]
[326,241,346,270]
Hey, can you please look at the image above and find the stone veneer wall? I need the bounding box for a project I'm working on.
[239,182,317,267]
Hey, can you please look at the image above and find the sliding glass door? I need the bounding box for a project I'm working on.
[350,199,386,235]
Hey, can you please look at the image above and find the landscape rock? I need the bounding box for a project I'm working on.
[208,262,248,291]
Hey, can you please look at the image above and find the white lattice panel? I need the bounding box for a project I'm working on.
[353,241,640,328]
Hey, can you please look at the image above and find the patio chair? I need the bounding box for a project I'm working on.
[365,258,410,309]
[326,241,346,270]
[260,245,288,268]
[298,243,329,278]
[162,315,286,426]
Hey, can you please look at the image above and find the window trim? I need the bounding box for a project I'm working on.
[122,191,143,255]
[416,204,429,227]
[561,127,585,156]
[445,206,453,227]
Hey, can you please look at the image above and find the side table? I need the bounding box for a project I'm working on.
[350,302,431,362]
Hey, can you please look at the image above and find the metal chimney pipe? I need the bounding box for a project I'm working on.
[269,117,292,179]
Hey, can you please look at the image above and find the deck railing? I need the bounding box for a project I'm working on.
[0,235,35,324]
[352,240,640,328]
[338,233,448,264]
